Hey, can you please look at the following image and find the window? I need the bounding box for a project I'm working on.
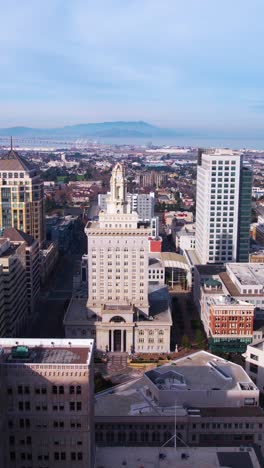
[249,363,258,374]
[70,402,75,411]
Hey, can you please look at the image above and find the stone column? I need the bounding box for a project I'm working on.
[121,330,124,352]
[111,329,114,352]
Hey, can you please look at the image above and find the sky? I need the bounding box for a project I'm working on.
[1,0,264,133]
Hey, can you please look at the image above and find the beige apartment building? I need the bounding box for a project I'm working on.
[0,145,45,245]
[0,338,95,468]
[0,238,28,337]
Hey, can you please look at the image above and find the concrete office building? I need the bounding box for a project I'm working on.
[0,239,28,337]
[95,351,264,454]
[0,338,95,468]
[195,149,252,264]
[64,163,172,353]
[0,144,45,245]
[3,228,40,316]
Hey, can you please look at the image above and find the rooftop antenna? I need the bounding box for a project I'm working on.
[10,136,13,150]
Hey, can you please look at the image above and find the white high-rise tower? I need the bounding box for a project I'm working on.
[195,149,252,264]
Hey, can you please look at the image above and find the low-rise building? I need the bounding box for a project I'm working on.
[94,351,264,454]
[174,224,196,254]
[220,263,264,320]
[95,446,263,468]
[194,265,256,352]
[0,338,95,468]
[250,251,264,263]
[203,294,254,353]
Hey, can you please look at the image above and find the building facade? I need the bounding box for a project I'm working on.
[0,146,45,245]
[64,163,172,353]
[195,149,252,264]
[3,228,40,316]
[221,263,264,319]
[0,338,95,468]
[244,340,264,393]
[0,239,28,337]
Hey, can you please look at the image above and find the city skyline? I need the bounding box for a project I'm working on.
[1,0,264,134]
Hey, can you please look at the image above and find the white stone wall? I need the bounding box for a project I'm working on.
[245,343,264,392]
[87,233,149,313]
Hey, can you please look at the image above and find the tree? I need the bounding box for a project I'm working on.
[84,170,92,180]
[181,335,190,349]
[195,329,205,349]
[45,198,56,213]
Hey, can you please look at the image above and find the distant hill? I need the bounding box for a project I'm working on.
[0,121,181,138]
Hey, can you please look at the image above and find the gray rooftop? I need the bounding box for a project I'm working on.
[227,263,264,286]
[95,447,261,468]
[0,338,93,365]
[145,351,255,392]
[95,351,257,418]
[64,285,172,325]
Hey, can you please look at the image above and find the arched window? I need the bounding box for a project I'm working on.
[110,316,126,323]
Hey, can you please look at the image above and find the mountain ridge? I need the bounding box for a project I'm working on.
[0,121,181,138]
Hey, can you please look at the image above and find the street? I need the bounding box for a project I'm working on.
[26,205,97,338]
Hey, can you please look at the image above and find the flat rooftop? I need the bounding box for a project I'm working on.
[206,295,252,307]
[64,285,172,325]
[95,351,257,418]
[0,338,94,365]
[95,447,261,468]
[227,263,264,286]
[220,271,264,298]
[196,264,226,276]
[251,340,264,352]
[86,221,152,233]
[0,241,21,257]
[184,249,201,266]
[145,351,255,392]
[161,252,188,266]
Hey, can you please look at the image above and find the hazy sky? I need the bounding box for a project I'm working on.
[1,0,264,131]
